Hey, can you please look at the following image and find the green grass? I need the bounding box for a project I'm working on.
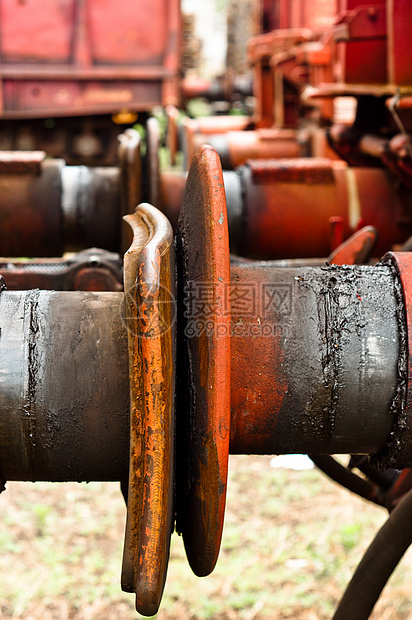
[0,458,411,619]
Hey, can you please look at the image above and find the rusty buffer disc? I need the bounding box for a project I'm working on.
[176,145,231,576]
[121,203,175,616]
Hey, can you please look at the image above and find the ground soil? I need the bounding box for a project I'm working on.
[0,455,411,619]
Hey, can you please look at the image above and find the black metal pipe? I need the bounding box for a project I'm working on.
[0,290,129,482]
[230,263,401,457]
[61,165,121,253]
[310,455,385,508]
[0,158,121,257]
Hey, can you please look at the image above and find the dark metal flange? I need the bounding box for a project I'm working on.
[121,203,175,616]
[176,145,231,577]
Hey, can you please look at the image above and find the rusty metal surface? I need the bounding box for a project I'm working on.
[176,145,231,578]
[181,116,254,170]
[184,128,305,170]
[158,164,408,263]
[305,1,412,98]
[249,157,335,183]
[0,248,122,291]
[0,290,129,481]
[248,29,312,66]
[121,204,175,616]
[230,159,412,259]
[1,139,412,614]
[334,5,386,42]
[334,3,387,86]
[328,226,378,265]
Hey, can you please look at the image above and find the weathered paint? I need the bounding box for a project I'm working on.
[0,0,181,117]
[176,145,231,577]
[121,204,175,616]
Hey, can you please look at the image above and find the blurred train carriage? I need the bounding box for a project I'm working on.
[0,0,180,163]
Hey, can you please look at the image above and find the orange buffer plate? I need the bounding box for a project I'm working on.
[176,145,231,577]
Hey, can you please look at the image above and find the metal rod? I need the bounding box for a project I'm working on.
[229,263,400,456]
[0,290,129,482]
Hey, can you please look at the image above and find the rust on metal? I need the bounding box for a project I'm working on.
[121,203,175,616]
[176,145,231,577]
[229,263,287,452]
[176,148,400,460]
[183,126,304,171]
[249,157,335,184]
[328,226,378,265]
[234,160,412,260]
[228,261,399,456]
[0,0,181,117]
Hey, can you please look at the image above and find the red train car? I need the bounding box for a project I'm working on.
[261,0,337,33]
[0,0,181,162]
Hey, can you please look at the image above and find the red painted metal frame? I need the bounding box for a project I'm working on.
[306,0,412,97]
[260,0,336,33]
[334,2,387,85]
[0,0,180,119]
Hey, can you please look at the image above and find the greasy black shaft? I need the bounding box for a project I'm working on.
[0,290,129,482]
[230,263,401,457]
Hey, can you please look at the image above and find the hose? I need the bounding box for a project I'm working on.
[309,455,385,508]
[333,488,412,619]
